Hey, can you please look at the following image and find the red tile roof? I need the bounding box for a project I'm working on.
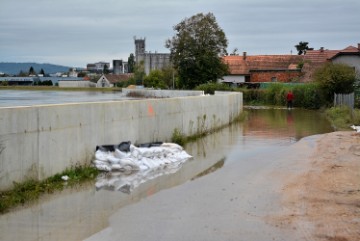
[223,55,303,75]
[104,74,133,83]
[304,45,360,63]
[301,44,360,82]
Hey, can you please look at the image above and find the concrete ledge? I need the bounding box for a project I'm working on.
[0,92,242,190]
[122,89,204,98]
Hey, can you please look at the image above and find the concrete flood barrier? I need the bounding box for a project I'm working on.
[0,92,243,191]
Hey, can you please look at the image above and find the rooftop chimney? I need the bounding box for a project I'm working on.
[243,52,247,60]
[320,47,324,52]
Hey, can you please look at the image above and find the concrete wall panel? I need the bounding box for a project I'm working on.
[0,92,242,190]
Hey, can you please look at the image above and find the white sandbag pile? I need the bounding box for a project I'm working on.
[93,141,192,192]
[93,141,192,172]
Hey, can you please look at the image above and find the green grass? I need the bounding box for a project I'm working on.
[0,164,99,214]
[325,106,360,130]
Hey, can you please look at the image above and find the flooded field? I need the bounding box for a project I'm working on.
[0,107,334,241]
[0,90,130,107]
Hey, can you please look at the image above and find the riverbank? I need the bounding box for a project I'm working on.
[268,131,360,241]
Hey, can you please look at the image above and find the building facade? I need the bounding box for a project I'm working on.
[134,37,171,75]
[222,53,303,84]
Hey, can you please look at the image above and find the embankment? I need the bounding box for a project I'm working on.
[0,91,242,190]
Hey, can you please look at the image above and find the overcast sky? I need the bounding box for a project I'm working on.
[1,0,359,68]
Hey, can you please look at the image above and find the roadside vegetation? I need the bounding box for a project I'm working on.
[0,165,98,214]
[325,106,360,130]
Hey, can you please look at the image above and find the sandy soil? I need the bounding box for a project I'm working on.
[269,131,360,241]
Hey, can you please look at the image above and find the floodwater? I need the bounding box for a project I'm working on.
[0,107,334,241]
[0,90,131,107]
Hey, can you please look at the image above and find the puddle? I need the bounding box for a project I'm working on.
[0,107,334,241]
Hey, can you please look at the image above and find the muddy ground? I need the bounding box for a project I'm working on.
[268,131,360,241]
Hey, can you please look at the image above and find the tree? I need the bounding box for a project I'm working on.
[229,48,239,56]
[29,66,36,76]
[143,69,167,89]
[314,63,356,103]
[133,61,146,85]
[128,53,135,73]
[40,68,45,76]
[295,41,313,55]
[103,64,110,74]
[166,12,229,89]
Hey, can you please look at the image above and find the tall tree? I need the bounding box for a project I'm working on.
[295,41,313,55]
[128,53,135,73]
[28,66,36,76]
[133,61,146,85]
[166,12,229,89]
[40,68,45,76]
[103,64,110,74]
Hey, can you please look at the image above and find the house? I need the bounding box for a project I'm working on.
[96,74,133,87]
[222,52,303,85]
[302,44,360,81]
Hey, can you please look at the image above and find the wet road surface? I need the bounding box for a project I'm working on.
[0,108,333,241]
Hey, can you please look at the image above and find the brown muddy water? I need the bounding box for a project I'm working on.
[0,107,333,241]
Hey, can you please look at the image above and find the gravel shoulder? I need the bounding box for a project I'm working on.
[268,131,360,241]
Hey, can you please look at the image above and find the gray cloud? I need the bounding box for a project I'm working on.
[0,0,359,67]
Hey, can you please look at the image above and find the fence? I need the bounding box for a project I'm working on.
[334,92,354,109]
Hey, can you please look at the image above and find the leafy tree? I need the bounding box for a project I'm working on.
[133,61,146,85]
[77,71,87,77]
[143,69,167,89]
[128,53,135,73]
[161,66,177,89]
[295,41,313,55]
[314,63,356,103]
[166,12,229,89]
[40,68,45,76]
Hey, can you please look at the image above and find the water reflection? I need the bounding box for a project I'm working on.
[243,107,333,143]
[0,107,334,241]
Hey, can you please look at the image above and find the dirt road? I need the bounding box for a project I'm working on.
[86,131,360,241]
[268,131,360,241]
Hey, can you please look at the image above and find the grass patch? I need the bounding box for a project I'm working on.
[325,106,360,130]
[0,164,99,214]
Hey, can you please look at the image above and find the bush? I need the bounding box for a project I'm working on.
[195,82,233,94]
[314,63,356,104]
[325,106,360,130]
[241,83,324,109]
[292,82,324,109]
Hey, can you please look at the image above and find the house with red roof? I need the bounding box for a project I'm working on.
[222,52,303,85]
[301,44,360,82]
[222,44,360,85]
[97,74,133,87]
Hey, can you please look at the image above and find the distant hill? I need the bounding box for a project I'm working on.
[0,62,78,75]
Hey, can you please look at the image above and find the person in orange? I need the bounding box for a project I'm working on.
[286,90,294,109]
